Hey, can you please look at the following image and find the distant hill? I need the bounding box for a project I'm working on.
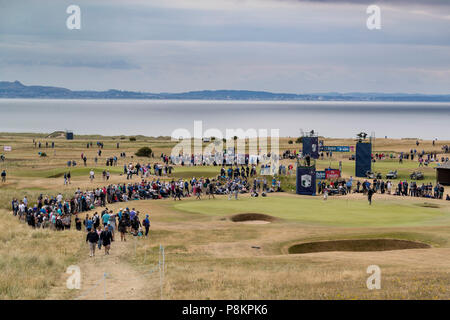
[1,80,449,102]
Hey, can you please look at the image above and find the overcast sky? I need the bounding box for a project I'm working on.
[0,0,449,93]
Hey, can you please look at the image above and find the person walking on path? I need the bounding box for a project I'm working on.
[102,210,110,227]
[143,214,150,238]
[208,181,216,199]
[368,188,374,205]
[86,228,99,257]
[108,211,116,238]
[100,225,113,255]
[1,170,6,182]
[118,217,127,242]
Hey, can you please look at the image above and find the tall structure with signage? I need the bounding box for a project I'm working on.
[296,158,316,196]
[302,130,319,159]
[66,131,74,140]
[436,163,450,185]
[355,132,372,177]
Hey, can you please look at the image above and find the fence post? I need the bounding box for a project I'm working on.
[103,272,107,300]
[159,244,163,300]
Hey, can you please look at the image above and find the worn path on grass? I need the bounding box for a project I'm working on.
[48,236,161,300]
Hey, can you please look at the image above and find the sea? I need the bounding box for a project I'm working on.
[0,99,449,140]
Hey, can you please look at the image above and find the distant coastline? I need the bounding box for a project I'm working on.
[1,81,450,102]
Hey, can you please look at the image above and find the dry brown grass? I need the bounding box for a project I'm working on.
[0,209,84,299]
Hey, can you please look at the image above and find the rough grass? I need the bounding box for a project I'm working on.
[0,210,84,299]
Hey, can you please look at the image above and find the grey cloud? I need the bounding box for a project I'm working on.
[0,0,448,94]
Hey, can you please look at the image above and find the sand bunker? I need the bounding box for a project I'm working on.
[288,239,430,254]
[415,202,441,209]
[230,213,277,224]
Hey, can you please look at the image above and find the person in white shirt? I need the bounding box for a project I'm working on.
[387,181,392,195]
[18,202,26,220]
[323,188,328,201]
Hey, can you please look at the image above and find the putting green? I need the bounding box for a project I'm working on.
[174,195,449,227]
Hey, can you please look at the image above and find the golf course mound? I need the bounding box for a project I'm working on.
[230,213,277,224]
[288,239,431,254]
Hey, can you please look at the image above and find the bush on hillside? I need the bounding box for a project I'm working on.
[135,147,152,157]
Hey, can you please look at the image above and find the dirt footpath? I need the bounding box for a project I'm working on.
[48,237,162,300]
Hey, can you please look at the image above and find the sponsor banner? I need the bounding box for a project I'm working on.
[325,169,341,180]
[302,137,319,159]
[356,142,372,177]
[296,166,316,196]
[3,146,12,152]
[320,146,351,152]
[316,171,326,180]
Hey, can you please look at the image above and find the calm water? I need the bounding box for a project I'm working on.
[0,99,449,139]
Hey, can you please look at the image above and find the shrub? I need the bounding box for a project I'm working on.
[129,137,137,141]
[295,137,303,144]
[288,140,293,144]
[135,147,152,157]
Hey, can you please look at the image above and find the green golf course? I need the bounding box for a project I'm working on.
[174,195,450,227]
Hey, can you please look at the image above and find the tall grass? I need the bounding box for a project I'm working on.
[0,209,84,299]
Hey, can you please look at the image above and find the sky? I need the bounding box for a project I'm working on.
[0,0,449,94]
